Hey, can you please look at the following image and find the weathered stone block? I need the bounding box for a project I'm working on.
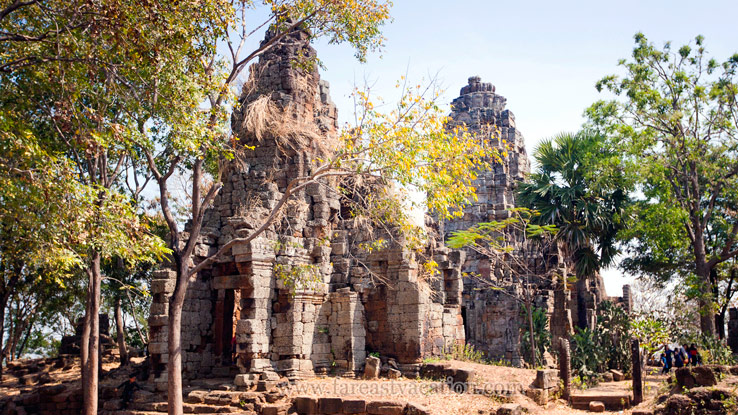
[496,403,522,415]
[364,356,381,379]
[525,388,548,405]
[342,399,367,414]
[675,366,717,389]
[294,396,318,414]
[405,403,431,415]
[609,369,624,381]
[588,401,605,412]
[533,369,558,389]
[366,400,405,415]
[318,397,343,414]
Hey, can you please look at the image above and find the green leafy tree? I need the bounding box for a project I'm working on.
[631,315,670,363]
[588,33,738,336]
[518,131,629,329]
[1,2,182,412]
[571,327,607,383]
[596,301,631,372]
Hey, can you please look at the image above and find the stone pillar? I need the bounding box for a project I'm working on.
[631,339,643,405]
[232,237,276,374]
[621,285,633,313]
[558,337,571,401]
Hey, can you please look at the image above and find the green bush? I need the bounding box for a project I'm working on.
[571,327,606,383]
[570,301,632,383]
[597,301,631,372]
[444,343,486,363]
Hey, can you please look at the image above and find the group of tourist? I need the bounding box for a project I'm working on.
[660,344,701,373]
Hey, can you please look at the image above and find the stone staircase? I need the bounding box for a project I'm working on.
[101,375,292,415]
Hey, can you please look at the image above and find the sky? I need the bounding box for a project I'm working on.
[289,0,738,297]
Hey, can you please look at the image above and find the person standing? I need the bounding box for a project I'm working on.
[118,374,140,409]
[660,353,669,374]
[664,345,674,373]
[679,344,689,364]
[674,348,684,368]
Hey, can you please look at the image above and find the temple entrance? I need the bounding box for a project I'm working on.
[214,288,240,367]
[221,289,235,364]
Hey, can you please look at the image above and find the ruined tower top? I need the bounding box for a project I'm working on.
[460,76,495,95]
[449,76,514,135]
[448,76,527,181]
[231,26,338,158]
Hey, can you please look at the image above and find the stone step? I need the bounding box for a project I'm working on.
[105,404,253,414]
[105,400,250,414]
[570,393,632,410]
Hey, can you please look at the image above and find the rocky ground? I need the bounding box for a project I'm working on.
[1,356,736,414]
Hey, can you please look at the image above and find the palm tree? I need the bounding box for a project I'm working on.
[518,131,628,329]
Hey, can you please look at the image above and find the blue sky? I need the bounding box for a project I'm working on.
[299,0,738,296]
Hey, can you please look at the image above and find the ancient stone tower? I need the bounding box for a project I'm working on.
[441,77,621,365]
[147,29,465,387]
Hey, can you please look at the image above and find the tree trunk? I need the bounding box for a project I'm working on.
[16,319,34,359]
[167,260,188,415]
[81,279,91,377]
[115,296,129,366]
[697,263,717,336]
[0,292,6,378]
[126,289,148,347]
[0,267,21,379]
[526,282,536,367]
[82,252,102,415]
[716,311,726,340]
[576,276,588,330]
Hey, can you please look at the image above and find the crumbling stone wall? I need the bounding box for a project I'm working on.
[147,28,466,385]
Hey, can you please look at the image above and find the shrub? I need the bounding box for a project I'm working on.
[570,301,632,383]
[444,343,486,363]
[597,301,631,372]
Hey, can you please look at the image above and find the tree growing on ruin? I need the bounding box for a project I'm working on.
[145,75,492,414]
[111,3,407,414]
[588,33,738,336]
[518,131,630,329]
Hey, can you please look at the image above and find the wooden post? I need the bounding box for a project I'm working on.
[631,338,643,405]
[559,337,571,400]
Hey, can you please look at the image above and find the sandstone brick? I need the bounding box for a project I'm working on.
[366,400,405,415]
[318,397,343,414]
[342,399,367,414]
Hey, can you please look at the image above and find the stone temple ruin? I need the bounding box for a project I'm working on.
[439,76,632,365]
[146,29,631,387]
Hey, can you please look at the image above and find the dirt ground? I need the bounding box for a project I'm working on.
[288,361,669,415]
